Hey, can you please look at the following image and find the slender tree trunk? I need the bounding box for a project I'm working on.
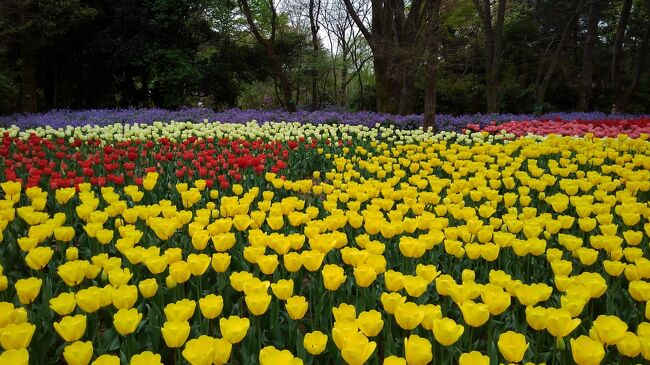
[616,15,650,112]
[611,0,632,108]
[473,0,506,113]
[268,53,295,111]
[578,1,601,111]
[19,28,37,113]
[340,49,348,106]
[424,1,442,131]
[535,0,585,110]
[53,60,59,108]
[308,0,320,109]
[142,71,150,107]
[239,0,295,111]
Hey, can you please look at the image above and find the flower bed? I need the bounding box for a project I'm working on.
[472,117,650,138]
[1,108,644,132]
[0,121,649,365]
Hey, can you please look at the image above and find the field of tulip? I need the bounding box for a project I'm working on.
[0,119,649,365]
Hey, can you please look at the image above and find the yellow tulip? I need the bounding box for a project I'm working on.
[432,318,464,346]
[25,247,53,270]
[384,270,404,292]
[183,335,216,365]
[130,351,164,365]
[199,294,224,319]
[54,315,86,342]
[1,181,21,196]
[107,267,132,287]
[62,341,94,365]
[398,237,426,258]
[191,230,210,250]
[164,299,196,322]
[322,264,346,291]
[402,275,428,297]
[144,256,168,275]
[246,292,272,316]
[229,271,254,292]
[138,278,158,298]
[303,331,328,355]
[603,260,626,277]
[14,277,42,304]
[481,285,511,315]
[266,280,292,301]
[91,355,120,365]
[65,247,79,261]
[285,296,308,320]
[333,303,357,322]
[187,254,211,276]
[301,250,325,272]
[498,331,528,363]
[354,264,377,288]
[394,302,423,330]
[49,292,77,316]
[0,322,35,350]
[404,335,432,365]
[383,356,407,365]
[257,254,279,275]
[0,349,29,365]
[113,308,142,336]
[259,346,303,365]
[219,316,250,344]
[458,351,489,365]
[560,294,587,317]
[459,301,490,327]
[616,332,641,358]
[112,285,138,309]
[161,321,191,348]
[589,315,627,346]
[58,260,87,286]
[357,310,384,337]
[283,252,303,273]
[545,308,580,338]
[211,253,231,273]
[169,261,192,283]
[570,335,605,365]
[341,338,376,365]
[213,337,233,365]
[380,292,407,315]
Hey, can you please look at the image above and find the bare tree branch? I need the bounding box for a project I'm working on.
[341,0,372,43]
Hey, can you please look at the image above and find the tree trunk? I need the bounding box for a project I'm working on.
[142,71,150,107]
[239,0,295,111]
[341,0,426,115]
[473,0,506,113]
[424,1,442,131]
[374,51,399,114]
[308,0,319,109]
[19,32,37,113]
[578,1,601,111]
[616,15,650,112]
[611,0,632,106]
[268,53,295,111]
[340,49,348,106]
[535,0,585,110]
[398,64,417,114]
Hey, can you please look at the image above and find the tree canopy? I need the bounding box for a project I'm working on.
[0,0,648,116]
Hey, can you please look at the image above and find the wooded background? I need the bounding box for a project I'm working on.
[1,0,649,124]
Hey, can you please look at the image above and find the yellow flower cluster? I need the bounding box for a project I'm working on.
[0,133,649,365]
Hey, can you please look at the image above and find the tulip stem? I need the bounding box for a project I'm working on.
[175,347,182,365]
